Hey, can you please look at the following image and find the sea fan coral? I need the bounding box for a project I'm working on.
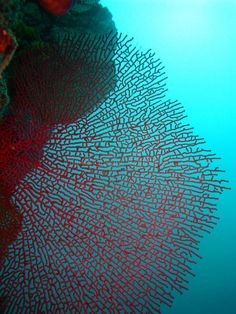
[0,33,227,313]
[0,184,22,260]
[0,115,49,193]
[10,33,116,127]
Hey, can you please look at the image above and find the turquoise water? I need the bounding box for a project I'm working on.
[101,1,236,313]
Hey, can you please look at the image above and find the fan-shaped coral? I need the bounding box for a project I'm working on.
[0,33,227,313]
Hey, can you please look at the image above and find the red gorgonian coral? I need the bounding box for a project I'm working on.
[0,33,227,313]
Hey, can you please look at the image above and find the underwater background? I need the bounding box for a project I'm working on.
[101,0,236,313]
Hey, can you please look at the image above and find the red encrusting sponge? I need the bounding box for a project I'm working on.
[38,0,74,16]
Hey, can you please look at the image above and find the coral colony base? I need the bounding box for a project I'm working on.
[0,33,227,313]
